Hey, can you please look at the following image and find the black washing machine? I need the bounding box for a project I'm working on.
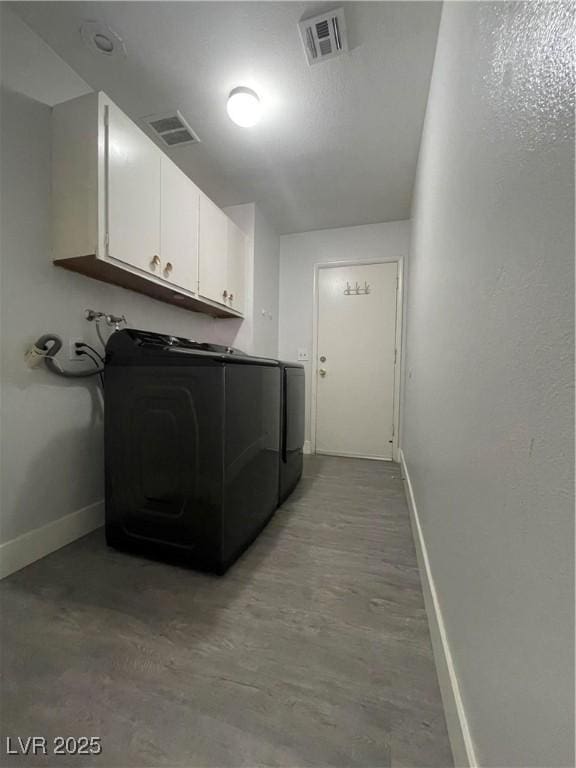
[279,361,305,504]
[104,329,281,573]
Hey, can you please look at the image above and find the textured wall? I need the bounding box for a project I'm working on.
[401,2,574,766]
[279,221,410,444]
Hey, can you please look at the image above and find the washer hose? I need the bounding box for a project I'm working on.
[35,334,104,378]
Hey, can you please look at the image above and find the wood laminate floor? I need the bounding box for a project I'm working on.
[0,456,453,767]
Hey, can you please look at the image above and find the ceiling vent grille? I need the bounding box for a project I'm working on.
[143,110,201,147]
[298,8,348,66]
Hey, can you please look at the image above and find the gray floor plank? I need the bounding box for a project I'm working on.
[0,456,453,767]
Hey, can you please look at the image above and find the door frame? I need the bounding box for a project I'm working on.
[310,257,404,462]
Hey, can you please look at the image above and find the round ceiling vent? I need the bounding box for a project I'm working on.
[80,21,126,58]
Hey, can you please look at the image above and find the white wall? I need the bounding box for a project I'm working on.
[253,206,280,358]
[401,2,574,767]
[278,221,410,445]
[224,203,280,359]
[0,8,278,566]
[0,5,90,106]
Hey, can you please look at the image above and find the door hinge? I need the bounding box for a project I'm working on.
[105,232,110,254]
[394,348,397,365]
[392,422,395,437]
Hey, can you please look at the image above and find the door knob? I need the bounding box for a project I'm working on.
[163,262,173,277]
[150,254,161,271]
[319,368,327,377]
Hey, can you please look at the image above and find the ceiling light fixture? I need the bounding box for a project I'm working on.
[80,21,126,58]
[226,87,262,127]
[93,33,115,54]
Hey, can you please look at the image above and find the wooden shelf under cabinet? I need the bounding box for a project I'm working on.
[54,255,243,319]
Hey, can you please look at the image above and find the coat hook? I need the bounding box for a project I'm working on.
[343,279,371,296]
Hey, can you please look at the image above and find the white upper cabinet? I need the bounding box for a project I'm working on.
[198,193,228,305]
[52,91,245,317]
[226,219,246,314]
[198,198,248,310]
[106,101,162,274]
[160,156,199,292]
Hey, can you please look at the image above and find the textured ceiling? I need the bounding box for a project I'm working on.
[11,1,441,234]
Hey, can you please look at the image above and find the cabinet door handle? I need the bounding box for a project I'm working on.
[229,293,234,303]
[150,255,161,271]
[222,290,228,300]
[163,262,173,277]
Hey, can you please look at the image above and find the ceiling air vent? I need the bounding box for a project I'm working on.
[298,8,348,66]
[143,110,201,147]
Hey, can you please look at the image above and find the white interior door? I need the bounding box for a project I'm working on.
[106,102,161,272]
[315,262,398,460]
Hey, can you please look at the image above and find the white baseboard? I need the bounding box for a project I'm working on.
[0,500,104,579]
[303,440,313,455]
[399,449,478,768]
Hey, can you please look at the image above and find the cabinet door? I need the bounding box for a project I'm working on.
[198,194,228,305]
[160,157,199,293]
[227,219,246,314]
[106,102,161,272]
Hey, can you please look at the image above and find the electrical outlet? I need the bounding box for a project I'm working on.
[297,348,309,362]
[69,337,84,361]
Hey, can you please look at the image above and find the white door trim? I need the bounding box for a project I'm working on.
[311,257,404,462]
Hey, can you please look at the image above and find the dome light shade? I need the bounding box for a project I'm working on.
[226,87,262,127]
